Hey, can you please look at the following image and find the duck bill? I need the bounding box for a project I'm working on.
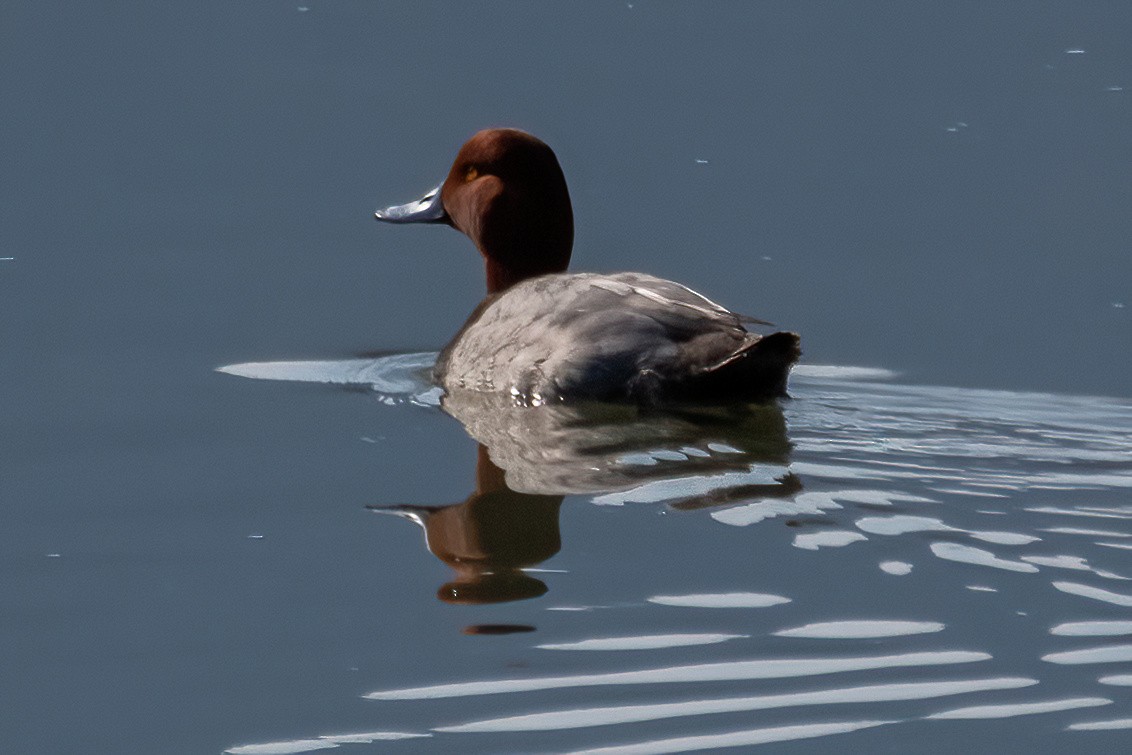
[374,184,449,224]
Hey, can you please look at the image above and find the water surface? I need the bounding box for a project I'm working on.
[3,2,1130,753]
[213,356,1132,754]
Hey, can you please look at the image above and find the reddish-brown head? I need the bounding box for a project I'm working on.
[375,129,574,294]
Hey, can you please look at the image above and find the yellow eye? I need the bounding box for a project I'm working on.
[464,166,478,182]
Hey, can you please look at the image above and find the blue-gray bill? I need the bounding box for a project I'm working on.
[374,184,448,224]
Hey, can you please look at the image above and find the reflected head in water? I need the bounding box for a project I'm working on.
[369,447,564,605]
[374,128,800,406]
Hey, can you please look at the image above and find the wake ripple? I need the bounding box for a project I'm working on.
[222,362,1132,754]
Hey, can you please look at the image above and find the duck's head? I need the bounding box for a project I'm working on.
[375,129,574,294]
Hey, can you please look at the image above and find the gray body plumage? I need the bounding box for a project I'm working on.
[435,272,798,404]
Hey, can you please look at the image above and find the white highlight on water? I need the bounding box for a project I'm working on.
[318,733,428,744]
[1021,555,1127,580]
[226,741,338,755]
[713,488,936,528]
[820,489,936,505]
[435,678,1034,733]
[857,515,954,535]
[596,468,785,507]
[1098,675,1132,686]
[793,530,869,550]
[789,461,901,481]
[1096,542,1132,551]
[1067,718,1132,731]
[1053,581,1132,607]
[928,698,1110,719]
[1023,555,1090,571]
[930,543,1040,573]
[1028,506,1132,519]
[1050,621,1132,637]
[215,353,440,404]
[773,621,944,639]
[647,592,790,608]
[537,634,745,651]
[1042,644,1132,665]
[934,488,1008,498]
[792,365,900,381]
[566,720,894,755]
[968,531,1041,545]
[855,515,1036,545]
[226,731,429,754]
[710,492,843,526]
[363,650,991,700]
[1041,527,1131,538]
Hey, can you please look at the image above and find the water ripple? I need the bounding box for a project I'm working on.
[1066,718,1132,731]
[567,719,896,755]
[929,543,1041,573]
[436,678,1033,733]
[927,698,1111,719]
[1050,621,1132,637]
[646,592,790,608]
[536,634,745,651]
[1041,645,1132,665]
[773,620,944,639]
[1052,581,1132,607]
[363,651,991,700]
[220,359,1132,752]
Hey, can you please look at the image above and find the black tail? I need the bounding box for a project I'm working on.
[687,331,801,402]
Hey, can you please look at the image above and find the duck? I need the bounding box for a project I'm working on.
[374,128,799,405]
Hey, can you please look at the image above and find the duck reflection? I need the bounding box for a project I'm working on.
[370,447,563,605]
[371,390,797,605]
[441,389,794,495]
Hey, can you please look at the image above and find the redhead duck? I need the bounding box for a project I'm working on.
[374,128,800,405]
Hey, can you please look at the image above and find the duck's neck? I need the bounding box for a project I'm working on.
[475,445,507,494]
[480,235,572,294]
[484,254,567,293]
[460,163,574,294]
[485,258,522,294]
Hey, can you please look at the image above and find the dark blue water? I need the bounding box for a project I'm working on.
[206,356,1132,754]
[2,2,1130,753]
